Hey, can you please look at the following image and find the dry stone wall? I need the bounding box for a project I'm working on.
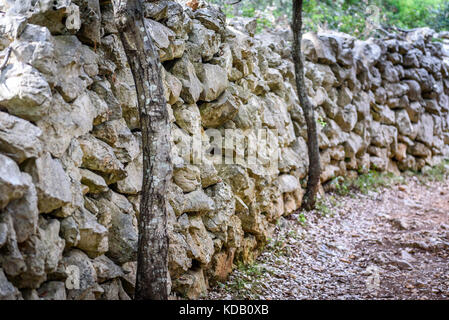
[1,0,449,300]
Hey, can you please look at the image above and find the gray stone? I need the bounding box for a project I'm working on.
[79,169,108,194]
[335,104,357,132]
[0,111,42,163]
[173,165,201,193]
[60,216,80,248]
[92,118,140,164]
[203,182,235,241]
[170,56,203,104]
[0,268,21,300]
[0,62,51,121]
[78,135,127,185]
[24,152,72,214]
[116,156,143,195]
[63,249,98,300]
[395,109,414,137]
[4,173,38,243]
[0,154,28,210]
[92,255,124,283]
[183,189,215,214]
[196,63,228,102]
[13,218,65,289]
[107,208,138,265]
[173,103,202,135]
[37,281,66,300]
[72,208,108,258]
[199,91,239,128]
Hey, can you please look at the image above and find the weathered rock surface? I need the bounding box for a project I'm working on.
[0,1,448,300]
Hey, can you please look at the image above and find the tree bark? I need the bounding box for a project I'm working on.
[291,0,321,211]
[112,0,172,299]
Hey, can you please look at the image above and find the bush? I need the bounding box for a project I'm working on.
[208,0,449,36]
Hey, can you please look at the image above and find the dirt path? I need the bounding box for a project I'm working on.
[207,175,449,300]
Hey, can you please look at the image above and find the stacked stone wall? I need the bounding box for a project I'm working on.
[0,1,448,299]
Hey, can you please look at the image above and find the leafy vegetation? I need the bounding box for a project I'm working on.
[329,160,449,196]
[208,0,449,36]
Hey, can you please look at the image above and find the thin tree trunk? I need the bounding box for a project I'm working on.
[111,0,172,300]
[291,0,321,211]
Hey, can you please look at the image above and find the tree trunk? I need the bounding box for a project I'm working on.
[291,0,321,211]
[111,0,172,300]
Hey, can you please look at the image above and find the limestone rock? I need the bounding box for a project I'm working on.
[395,109,414,137]
[0,213,27,277]
[72,208,108,258]
[199,91,239,128]
[173,103,202,135]
[173,165,201,192]
[277,174,300,193]
[63,249,98,300]
[53,35,98,102]
[37,281,66,300]
[196,63,228,102]
[183,190,215,214]
[302,32,337,64]
[189,21,220,61]
[116,156,143,195]
[60,216,80,248]
[24,152,72,214]
[78,135,127,185]
[335,104,357,132]
[203,182,235,241]
[13,218,65,289]
[186,215,214,265]
[0,154,28,210]
[92,119,140,164]
[0,62,51,121]
[0,268,21,300]
[107,207,138,265]
[170,56,203,104]
[79,169,108,194]
[0,110,42,164]
[172,268,207,299]
[146,18,184,62]
[92,255,124,283]
[4,173,38,243]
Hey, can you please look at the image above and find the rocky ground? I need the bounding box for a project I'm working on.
[206,172,449,300]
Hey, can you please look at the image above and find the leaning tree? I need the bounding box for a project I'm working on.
[111,0,172,300]
[291,0,321,210]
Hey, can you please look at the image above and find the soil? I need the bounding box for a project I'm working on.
[206,176,449,300]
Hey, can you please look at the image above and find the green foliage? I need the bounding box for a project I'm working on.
[330,160,449,196]
[297,212,307,226]
[417,160,449,183]
[317,116,327,128]
[331,170,404,195]
[209,0,448,37]
[383,0,447,30]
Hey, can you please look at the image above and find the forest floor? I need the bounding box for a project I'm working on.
[206,167,449,300]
